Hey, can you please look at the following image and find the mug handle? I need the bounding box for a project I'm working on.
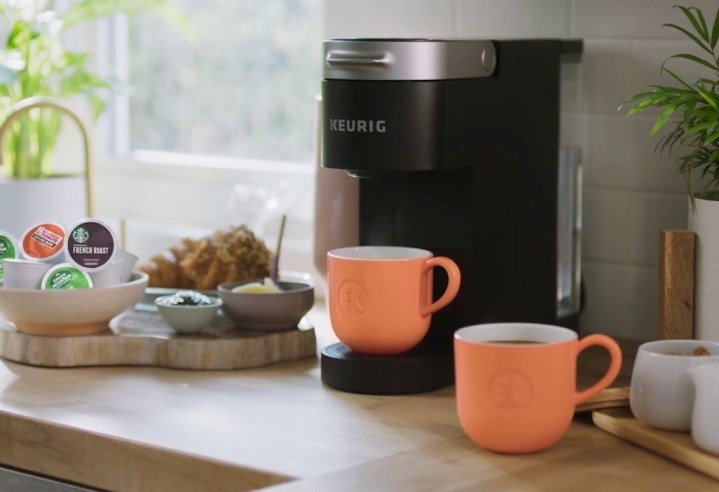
[419,257,461,317]
[573,334,623,405]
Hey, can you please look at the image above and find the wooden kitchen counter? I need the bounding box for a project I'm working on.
[0,306,715,491]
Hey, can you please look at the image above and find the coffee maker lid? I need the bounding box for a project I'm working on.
[323,38,497,81]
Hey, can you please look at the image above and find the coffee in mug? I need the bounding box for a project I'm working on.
[454,322,622,454]
[327,246,461,355]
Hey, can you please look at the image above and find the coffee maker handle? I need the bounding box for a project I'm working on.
[420,257,461,317]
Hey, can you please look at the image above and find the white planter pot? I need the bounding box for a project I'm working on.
[688,196,719,341]
[0,175,88,238]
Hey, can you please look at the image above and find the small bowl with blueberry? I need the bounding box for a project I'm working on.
[154,290,222,334]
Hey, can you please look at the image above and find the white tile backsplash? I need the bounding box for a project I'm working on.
[579,39,636,113]
[582,188,687,267]
[572,0,719,39]
[324,0,703,340]
[456,0,570,38]
[324,0,456,38]
[581,261,658,340]
[579,113,687,193]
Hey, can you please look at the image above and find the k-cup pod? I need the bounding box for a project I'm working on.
[0,231,19,283]
[89,258,126,288]
[20,222,66,262]
[65,219,118,272]
[115,250,138,283]
[2,259,50,289]
[41,262,93,290]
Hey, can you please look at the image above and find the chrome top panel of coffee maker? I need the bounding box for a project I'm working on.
[324,39,497,81]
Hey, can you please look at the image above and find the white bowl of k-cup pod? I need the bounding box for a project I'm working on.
[0,230,20,286]
[41,263,93,290]
[19,222,66,263]
[64,219,118,273]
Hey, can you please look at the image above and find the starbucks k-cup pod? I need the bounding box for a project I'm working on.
[65,219,118,272]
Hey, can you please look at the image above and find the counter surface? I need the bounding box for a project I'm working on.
[0,306,715,491]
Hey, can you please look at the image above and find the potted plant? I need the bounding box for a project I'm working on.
[0,0,188,236]
[623,5,719,340]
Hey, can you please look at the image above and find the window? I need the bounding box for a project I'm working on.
[110,0,322,165]
[96,1,323,274]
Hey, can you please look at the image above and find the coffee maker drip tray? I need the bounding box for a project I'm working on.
[320,343,454,395]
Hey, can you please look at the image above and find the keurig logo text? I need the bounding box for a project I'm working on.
[329,119,386,133]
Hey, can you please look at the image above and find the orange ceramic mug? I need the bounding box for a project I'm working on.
[327,246,461,355]
[454,323,622,454]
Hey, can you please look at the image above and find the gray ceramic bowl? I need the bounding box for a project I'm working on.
[155,292,222,334]
[217,279,314,331]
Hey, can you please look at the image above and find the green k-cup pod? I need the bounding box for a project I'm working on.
[65,219,118,271]
[41,263,93,290]
[0,231,19,282]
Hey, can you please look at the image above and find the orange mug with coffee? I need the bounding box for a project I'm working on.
[454,323,622,454]
[327,246,461,355]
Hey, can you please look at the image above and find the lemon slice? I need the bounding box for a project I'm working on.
[232,282,280,294]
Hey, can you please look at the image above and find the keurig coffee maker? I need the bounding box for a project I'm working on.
[319,39,583,394]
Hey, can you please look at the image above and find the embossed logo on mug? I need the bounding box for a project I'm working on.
[489,370,533,412]
[338,280,367,319]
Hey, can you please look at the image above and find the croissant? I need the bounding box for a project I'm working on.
[140,225,271,289]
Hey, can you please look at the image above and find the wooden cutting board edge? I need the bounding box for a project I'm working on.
[0,325,317,371]
[593,407,719,481]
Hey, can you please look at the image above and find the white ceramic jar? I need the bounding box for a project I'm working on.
[630,340,719,431]
[689,363,719,454]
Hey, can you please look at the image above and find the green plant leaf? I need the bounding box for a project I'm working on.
[59,66,110,95]
[711,5,719,47]
[663,22,714,54]
[650,105,679,135]
[7,20,34,50]
[88,94,106,119]
[0,0,191,179]
[677,6,710,41]
[707,130,719,143]
[696,87,719,111]
[63,0,191,35]
[665,53,719,74]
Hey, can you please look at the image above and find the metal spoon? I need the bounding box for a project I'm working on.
[269,214,286,284]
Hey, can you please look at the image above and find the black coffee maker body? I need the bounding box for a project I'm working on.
[320,39,583,394]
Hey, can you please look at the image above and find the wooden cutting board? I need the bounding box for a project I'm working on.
[593,407,719,480]
[0,310,316,370]
[575,386,629,413]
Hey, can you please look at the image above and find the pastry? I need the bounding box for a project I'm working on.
[140,225,271,289]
